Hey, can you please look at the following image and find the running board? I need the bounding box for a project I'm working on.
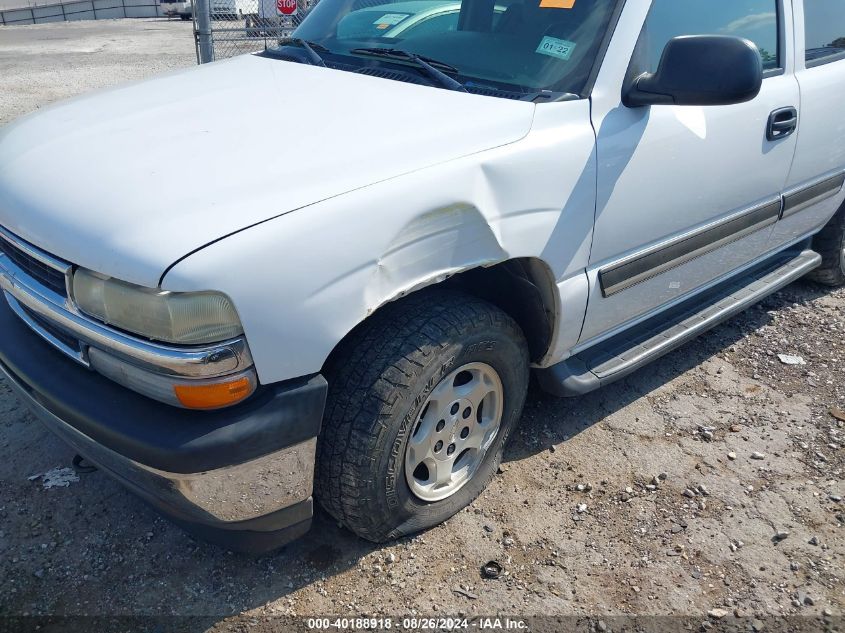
[537,248,822,397]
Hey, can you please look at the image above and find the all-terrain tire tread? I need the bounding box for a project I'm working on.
[314,289,526,541]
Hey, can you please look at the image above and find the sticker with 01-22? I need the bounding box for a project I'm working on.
[535,36,577,61]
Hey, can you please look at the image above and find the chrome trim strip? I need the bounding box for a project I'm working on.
[4,292,90,367]
[598,196,782,297]
[0,252,253,378]
[781,171,845,219]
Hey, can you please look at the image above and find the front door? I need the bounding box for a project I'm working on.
[579,0,799,345]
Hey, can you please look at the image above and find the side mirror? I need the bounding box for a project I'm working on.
[624,35,763,107]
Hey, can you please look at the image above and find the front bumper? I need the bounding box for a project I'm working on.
[0,297,328,552]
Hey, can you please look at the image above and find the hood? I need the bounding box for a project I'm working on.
[0,54,534,287]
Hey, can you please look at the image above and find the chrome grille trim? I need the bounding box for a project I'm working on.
[0,225,71,297]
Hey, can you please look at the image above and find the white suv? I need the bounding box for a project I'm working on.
[0,0,843,551]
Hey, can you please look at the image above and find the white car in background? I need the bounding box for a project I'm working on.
[336,0,504,39]
[159,0,192,19]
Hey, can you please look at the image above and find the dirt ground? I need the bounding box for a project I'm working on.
[0,19,196,126]
[0,18,843,633]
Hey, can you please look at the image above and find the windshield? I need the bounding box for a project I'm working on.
[279,0,619,97]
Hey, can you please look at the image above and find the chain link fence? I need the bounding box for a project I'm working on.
[193,0,319,61]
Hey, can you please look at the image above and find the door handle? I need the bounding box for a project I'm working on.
[767,107,798,141]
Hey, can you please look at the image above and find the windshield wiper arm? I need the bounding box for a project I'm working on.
[350,47,467,92]
[520,90,580,102]
[279,37,328,67]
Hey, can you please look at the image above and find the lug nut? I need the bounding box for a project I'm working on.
[436,420,445,432]
[434,440,443,452]
[450,403,459,415]
[462,407,472,419]
[460,427,470,439]
[447,443,456,455]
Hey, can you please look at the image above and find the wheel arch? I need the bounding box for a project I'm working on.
[324,257,560,373]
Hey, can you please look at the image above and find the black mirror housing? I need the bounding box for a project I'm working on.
[625,35,764,107]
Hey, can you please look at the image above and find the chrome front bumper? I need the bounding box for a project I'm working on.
[0,299,327,550]
[3,362,314,523]
[0,226,328,551]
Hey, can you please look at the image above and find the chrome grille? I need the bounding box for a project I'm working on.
[0,231,68,297]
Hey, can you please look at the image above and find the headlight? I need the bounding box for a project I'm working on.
[72,268,243,345]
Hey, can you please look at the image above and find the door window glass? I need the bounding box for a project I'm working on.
[639,0,780,73]
[804,0,845,64]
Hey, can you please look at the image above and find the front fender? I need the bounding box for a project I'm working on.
[161,99,596,384]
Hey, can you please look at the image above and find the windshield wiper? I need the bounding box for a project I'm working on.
[350,47,467,92]
[278,37,328,67]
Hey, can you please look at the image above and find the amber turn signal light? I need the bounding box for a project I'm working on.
[174,376,254,410]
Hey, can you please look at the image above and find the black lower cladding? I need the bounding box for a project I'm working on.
[0,295,328,474]
[167,499,314,553]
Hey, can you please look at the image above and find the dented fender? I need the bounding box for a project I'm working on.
[162,99,597,384]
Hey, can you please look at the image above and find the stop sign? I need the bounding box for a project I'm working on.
[277,0,296,14]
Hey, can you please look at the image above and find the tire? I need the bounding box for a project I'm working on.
[315,289,530,542]
[807,203,845,287]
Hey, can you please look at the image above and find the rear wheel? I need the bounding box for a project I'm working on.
[315,289,529,542]
[807,203,845,287]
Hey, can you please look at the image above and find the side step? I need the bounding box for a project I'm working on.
[537,248,822,397]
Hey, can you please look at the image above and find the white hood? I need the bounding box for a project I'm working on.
[0,54,534,287]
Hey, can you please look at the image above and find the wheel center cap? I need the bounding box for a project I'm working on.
[447,398,472,441]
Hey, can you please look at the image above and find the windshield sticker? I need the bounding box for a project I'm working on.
[539,0,575,7]
[536,36,576,60]
[373,13,409,28]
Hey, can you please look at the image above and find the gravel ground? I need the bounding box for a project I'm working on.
[0,19,843,633]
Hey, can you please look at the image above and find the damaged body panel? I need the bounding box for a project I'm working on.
[0,56,535,288]
[161,99,597,384]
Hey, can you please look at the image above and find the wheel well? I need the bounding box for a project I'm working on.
[440,258,556,362]
[322,258,558,375]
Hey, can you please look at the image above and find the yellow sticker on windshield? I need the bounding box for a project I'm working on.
[539,0,575,8]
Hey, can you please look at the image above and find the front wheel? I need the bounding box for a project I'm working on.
[315,289,529,542]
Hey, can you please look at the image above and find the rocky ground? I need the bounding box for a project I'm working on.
[0,18,842,633]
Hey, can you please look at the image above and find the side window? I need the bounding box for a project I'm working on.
[804,0,845,65]
[638,0,780,73]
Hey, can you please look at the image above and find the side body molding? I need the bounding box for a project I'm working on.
[596,168,845,300]
[781,172,845,219]
[598,198,782,297]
